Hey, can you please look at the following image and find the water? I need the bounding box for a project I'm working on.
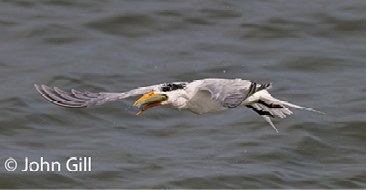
[0,0,365,188]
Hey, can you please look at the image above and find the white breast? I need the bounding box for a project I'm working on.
[184,90,230,114]
[161,82,230,115]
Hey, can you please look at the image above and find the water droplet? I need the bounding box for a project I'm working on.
[223,70,226,73]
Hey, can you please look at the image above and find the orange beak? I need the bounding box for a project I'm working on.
[133,91,168,115]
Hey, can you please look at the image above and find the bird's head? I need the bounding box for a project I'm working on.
[133,90,168,115]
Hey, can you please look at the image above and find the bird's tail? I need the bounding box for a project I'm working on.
[247,90,325,133]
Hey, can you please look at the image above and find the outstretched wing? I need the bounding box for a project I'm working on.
[197,78,272,108]
[34,84,161,108]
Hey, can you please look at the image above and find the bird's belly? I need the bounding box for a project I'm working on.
[184,90,229,115]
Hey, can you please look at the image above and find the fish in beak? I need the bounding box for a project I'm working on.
[133,90,168,115]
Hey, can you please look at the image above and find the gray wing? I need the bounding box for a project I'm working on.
[34,84,160,108]
[197,78,272,108]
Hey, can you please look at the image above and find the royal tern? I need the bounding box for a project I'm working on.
[35,78,324,132]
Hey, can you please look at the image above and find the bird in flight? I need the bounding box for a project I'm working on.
[34,78,324,132]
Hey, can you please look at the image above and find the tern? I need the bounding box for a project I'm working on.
[34,78,324,132]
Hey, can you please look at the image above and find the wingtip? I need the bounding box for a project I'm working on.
[34,84,44,94]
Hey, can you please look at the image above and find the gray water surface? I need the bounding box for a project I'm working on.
[0,0,365,189]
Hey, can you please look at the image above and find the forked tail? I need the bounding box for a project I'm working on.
[247,90,325,133]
